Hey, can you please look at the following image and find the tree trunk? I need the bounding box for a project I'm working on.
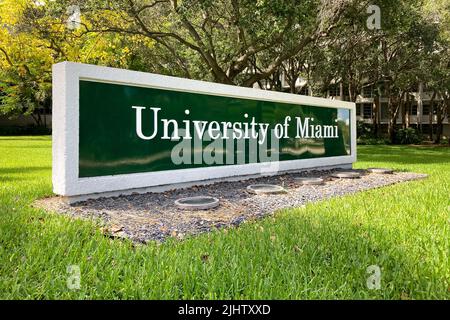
[373,95,380,138]
[388,97,396,143]
[435,93,449,144]
[30,110,43,127]
[403,93,411,129]
[348,83,354,103]
[406,101,410,128]
[387,83,397,144]
[290,79,296,94]
[417,82,423,134]
[429,91,436,141]
[434,102,443,144]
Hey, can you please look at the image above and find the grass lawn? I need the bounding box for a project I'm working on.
[0,136,448,299]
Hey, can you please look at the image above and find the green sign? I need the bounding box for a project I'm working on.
[79,80,351,178]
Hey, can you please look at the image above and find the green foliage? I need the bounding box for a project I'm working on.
[356,121,388,145]
[0,125,51,136]
[395,128,422,145]
[0,0,146,125]
[357,121,376,139]
[0,0,448,140]
[357,137,389,145]
[0,137,449,299]
[0,67,51,123]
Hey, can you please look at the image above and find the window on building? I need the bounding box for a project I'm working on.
[342,85,350,100]
[410,104,418,115]
[356,104,361,116]
[422,104,430,115]
[299,86,309,96]
[380,102,388,119]
[362,85,373,98]
[363,103,372,119]
[328,84,340,97]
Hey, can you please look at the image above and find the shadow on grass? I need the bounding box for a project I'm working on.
[0,166,51,175]
[237,195,447,299]
[0,166,51,184]
[4,145,51,149]
[0,136,51,141]
[357,145,450,165]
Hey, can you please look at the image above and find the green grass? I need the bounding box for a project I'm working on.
[0,136,449,299]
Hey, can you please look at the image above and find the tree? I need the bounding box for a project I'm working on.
[59,0,359,86]
[0,0,145,126]
[305,0,443,142]
[0,0,54,126]
[422,0,450,143]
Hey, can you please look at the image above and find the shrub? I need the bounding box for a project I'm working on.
[0,125,51,136]
[395,127,422,145]
[357,121,375,139]
[357,137,389,145]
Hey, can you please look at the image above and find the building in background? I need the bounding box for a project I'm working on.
[1,72,448,139]
[254,73,449,139]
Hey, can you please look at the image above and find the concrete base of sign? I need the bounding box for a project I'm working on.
[37,170,428,243]
[61,163,352,204]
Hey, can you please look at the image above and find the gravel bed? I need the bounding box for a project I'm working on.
[35,169,427,243]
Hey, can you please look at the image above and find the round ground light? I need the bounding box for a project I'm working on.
[331,171,361,179]
[246,184,286,195]
[174,196,220,210]
[367,168,394,174]
[338,168,367,174]
[294,177,325,185]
